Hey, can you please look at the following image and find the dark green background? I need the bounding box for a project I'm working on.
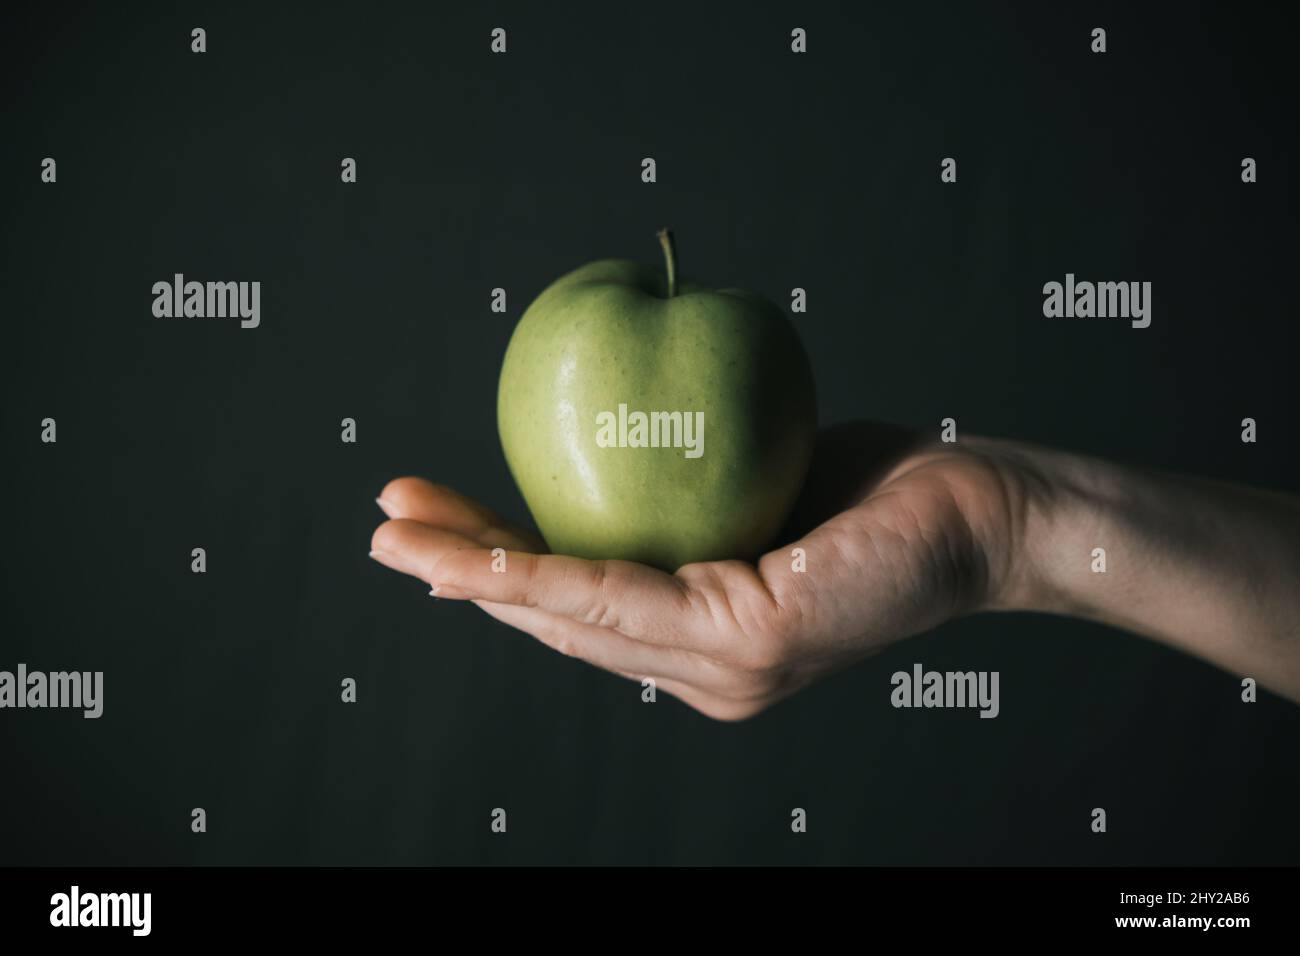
[3,1,1297,865]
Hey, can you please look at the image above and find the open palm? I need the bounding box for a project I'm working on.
[370,422,1025,720]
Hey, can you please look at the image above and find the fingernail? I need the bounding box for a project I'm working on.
[370,549,396,568]
[376,496,398,517]
[430,584,474,600]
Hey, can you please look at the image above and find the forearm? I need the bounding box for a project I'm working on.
[992,440,1300,702]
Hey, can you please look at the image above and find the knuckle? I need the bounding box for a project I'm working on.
[732,628,789,676]
[721,668,780,702]
[582,560,621,629]
[696,696,768,723]
[521,553,547,608]
[550,636,579,658]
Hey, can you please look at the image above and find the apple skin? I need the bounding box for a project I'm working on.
[497,256,817,571]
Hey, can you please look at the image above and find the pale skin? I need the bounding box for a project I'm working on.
[369,422,1300,719]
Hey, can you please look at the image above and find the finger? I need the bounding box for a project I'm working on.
[615,673,760,721]
[375,477,545,551]
[475,601,770,720]
[472,600,703,683]
[370,519,478,582]
[431,549,708,651]
[474,602,747,716]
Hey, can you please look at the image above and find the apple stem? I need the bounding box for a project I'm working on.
[657,228,678,298]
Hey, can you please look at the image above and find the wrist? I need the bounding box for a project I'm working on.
[966,437,1102,617]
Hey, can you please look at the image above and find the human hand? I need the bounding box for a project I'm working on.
[369,421,1032,720]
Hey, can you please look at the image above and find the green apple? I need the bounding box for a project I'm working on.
[497,230,817,571]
